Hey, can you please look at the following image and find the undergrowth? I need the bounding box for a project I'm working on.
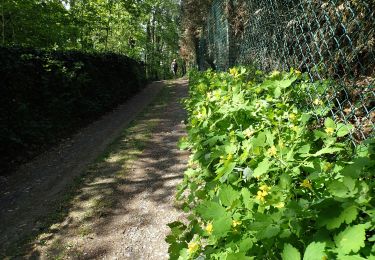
[167,68,374,259]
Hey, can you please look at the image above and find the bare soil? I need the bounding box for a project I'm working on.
[0,79,189,259]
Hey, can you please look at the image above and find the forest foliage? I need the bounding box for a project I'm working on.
[0,0,181,78]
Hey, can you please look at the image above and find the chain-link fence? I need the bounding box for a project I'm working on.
[197,0,374,143]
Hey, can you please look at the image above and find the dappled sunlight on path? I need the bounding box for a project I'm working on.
[30,80,189,259]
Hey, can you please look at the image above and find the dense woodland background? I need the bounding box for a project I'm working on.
[1,0,182,78]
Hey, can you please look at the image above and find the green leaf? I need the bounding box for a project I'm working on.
[227,252,253,260]
[279,173,292,189]
[216,162,236,182]
[167,221,187,237]
[274,87,282,98]
[336,255,366,260]
[177,248,189,260]
[342,157,374,178]
[239,237,253,252]
[219,185,240,207]
[178,137,189,150]
[276,77,297,89]
[257,224,280,239]
[212,215,232,238]
[324,118,336,129]
[303,242,326,260]
[168,240,188,260]
[280,229,292,238]
[224,142,237,154]
[328,181,350,198]
[336,123,354,137]
[253,158,270,178]
[337,205,358,228]
[319,205,358,230]
[196,201,227,221]
[297,144,310,154]
[300,113,311,124]
[241,188,254,210]
[252,132,266,148]
[282,244,301,260]
[328,177,358,198]
[265,130,274,146]
[314,130,327,140]
[312,146,343,157]
[249,213,272,231]
[335,224,367,254]
[203,135,226,146]
[343,176,357,192]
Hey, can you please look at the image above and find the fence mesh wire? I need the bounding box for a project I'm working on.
[197,0,374,143]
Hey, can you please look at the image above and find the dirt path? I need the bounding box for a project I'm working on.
[0,79,189,259]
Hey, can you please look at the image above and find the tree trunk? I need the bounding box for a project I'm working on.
[104,0,113,51]
[146,20,152,78]
[1,0,5,45]
[80,1,85,50]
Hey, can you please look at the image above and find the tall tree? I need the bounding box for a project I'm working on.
[0,0,181,78]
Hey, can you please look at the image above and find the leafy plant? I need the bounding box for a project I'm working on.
[167,67,375,259]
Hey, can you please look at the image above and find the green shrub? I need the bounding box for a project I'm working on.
[0,47,146,175]
[167,68,374,259]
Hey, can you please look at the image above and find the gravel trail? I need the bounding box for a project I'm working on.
[0,79,189,259]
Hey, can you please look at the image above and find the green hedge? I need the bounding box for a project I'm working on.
[0,47,146,175]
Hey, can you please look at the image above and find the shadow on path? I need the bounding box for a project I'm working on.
[21,79,189,259]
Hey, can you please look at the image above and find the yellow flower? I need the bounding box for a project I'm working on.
[256,190,268,202]
[267,146,277,157]
[325,127,335,135]
[226,153,233,161]
[289,113,296,121]
[196,112,204,120]
[323,162,333,172]
[229,67,238,77]
[187,241,200,254]
[289,124,299,132]
[313,98,323,106]
[259,184,270,192]
[205,223,213,234]
[219,156,225,164]
[292,125,299,132]
[301,179,312,189]
[274,202,285,208]
[270,70,280,78]
[232,219,242,227]
[243,128,254,138]
[295,70,301,76]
